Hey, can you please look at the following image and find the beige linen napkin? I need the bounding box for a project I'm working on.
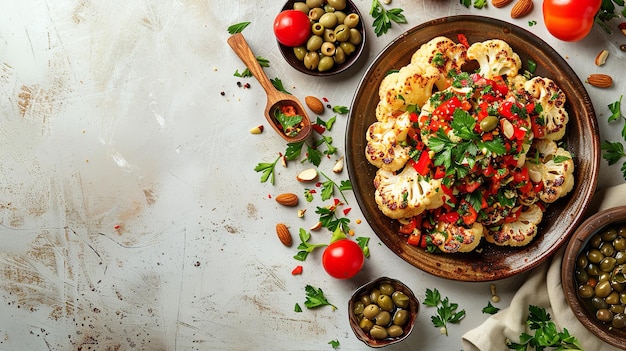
[462,183,626,351]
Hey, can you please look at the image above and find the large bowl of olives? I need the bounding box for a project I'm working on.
[348,277,419,348]
[277,0,366,76]
[562,206,626,350]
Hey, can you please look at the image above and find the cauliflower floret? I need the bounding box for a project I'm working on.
[467,39,522,79]
[524,77,569,141]
[526,139,575,203]
[373,166,445,219]
[375,62,440,120]
[410,36,468,91]
[508,74,528,92]
[365,111,412,172]
[431,221,484,253]
[485,204,543,246]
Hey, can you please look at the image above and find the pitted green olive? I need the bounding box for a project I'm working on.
[327,0,347,10]
[377,295,394,312]
[339,41,356,55]
[333,47,346,64]
[359,318,374,332]
[323,29,336,42]
[308,7,325,21]
[306,35,323,51]
[391,291,410,309]
[293,2,310,13]
[293,46,307,61]
[387,325,403,338]
[311,22,325,36]
[334,24,350,42]
[392,309,409,326]
[344,13,360,28]
[600,242,615,257]
[363,304,380,320]
[369,325,388,340]
[304,51,320,70]
[349,28,362,45]
[318,56,334,72]
[320,42,335,56]
[375,311,391,326]
[480,115,499,132]
[319,13,338,28]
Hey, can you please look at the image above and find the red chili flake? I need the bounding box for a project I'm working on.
[343,207,352,215]
[308,189,317,194]
[312,124,326,134]
[291,265,303,275]
[322,97,329,102]
[458,33,470,48]
[333,198,341,206]
[114,225,120,229]
[243,82,251,89]
[268,194,272,198]
[315,182,322,187]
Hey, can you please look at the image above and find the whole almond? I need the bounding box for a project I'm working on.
[275,223,293,247]
[510,0,533,18]
[586,74,613,88]
[305,96,325,114]
[275,193,299,207]
[492,0,513,7]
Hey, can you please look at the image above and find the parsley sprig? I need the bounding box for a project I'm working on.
[460,0,488,9]
[423,288,466,336]
[601,95,626,180]
[507,305,583,350]
[369,0,407,37]
[319,171,352,203]
[304,285,336,310]
[254,154,281,184]
[294,228,327,261]
[316,202,351,232]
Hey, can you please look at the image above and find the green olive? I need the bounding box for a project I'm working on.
[480,115,499,132]
[576,253,588,268]
[334,11,347,24]
[348,28,362,45]
[591,296,609,310]
[327,0,347,10]
[359,318,374,332]
[599,272,611,282]
[375,311,391,326]
[621,292,626,304]
[334,47,346,64]
[611,304,625,314]
[320,42,335,56]
[323,4,335,12]
[370,288,381,303]
[306,35,323,51]
[363,304,380,320]
[586,263,601,276]
[334,24,350,42]
[377,294,395,312]
[618,225,626,238]
[306,0,324,8]
[587,248,604,264]
[606,291,621,305]
[293,46,307,61]
[392,309,409,326]
[602,228,618,242]
[317,56,334,72]
[293,2,310,13]
[392,291,410,309]
[379,283,395,296]
[308,7,325,21]
[344,13,360,28]
[612,313,626,329]
[590,233,603,248]
[323,29,336,42]
[615,237,626,251]
[600,257,617,272]
[578,284,595,298]
[369,325,388,340]
[575,269,589,284]
[596,308,614,322]
[595,280,613,298]
[311,22,325,36]
[304,51,320,70]
[600,242,615,257]
[616,251,626,264]
[319,13,338,29]
[339,41,356,55]
[387,325,404,338]
[353,301,365,316]
[361,294,372,306]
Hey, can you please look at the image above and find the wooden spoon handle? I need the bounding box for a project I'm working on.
[227,33,276,96]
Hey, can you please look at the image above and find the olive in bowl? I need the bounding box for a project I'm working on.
[562,205,626,349]
[275,0,366,76]
[348,277,419,348]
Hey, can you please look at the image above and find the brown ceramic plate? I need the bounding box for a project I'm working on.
[346,16,600,281]
[562,206,626,349]
[277,0,366,76]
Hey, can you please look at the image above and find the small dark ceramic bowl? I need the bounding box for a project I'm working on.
[348,277,419,348]
[562,206,626,350]
[277,0,366,76]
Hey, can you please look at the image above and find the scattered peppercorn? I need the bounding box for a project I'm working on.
[236,81,242,87]
[621,44,626,52]
[220,91,225,96]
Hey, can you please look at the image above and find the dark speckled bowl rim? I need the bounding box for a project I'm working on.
[345,15,600,282]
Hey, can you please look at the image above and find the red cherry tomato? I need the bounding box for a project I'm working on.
[273,10,311,47]
[543,0,601,42]
[322,239,364,279]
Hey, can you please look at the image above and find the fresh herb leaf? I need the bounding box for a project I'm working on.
[507,305,583,350]
[424,288,465,336]
[234,56,269,77]
[274,109,303,137]
[254,154,281,184]
[482,301,500,314]
[369,0,407,37]
[328,339,340,349]
[316,116,337,131]
[355,236,370,258]
[271,77,290,94]
[319,171,352,203]
[285,141,304,161]
[472,0,488,9]
[304,285,337,310]
[602,95,626,181]
[332,105,349,114]
[294,303,302,312]
[294,228,327,261]
[316,203,351,232]
[227,21,251,34]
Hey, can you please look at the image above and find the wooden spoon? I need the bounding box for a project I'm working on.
[227,33,311,143]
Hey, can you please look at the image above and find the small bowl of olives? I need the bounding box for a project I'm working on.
[348,277,419,348]
[562,205,626,350]
[277,0,366,76]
